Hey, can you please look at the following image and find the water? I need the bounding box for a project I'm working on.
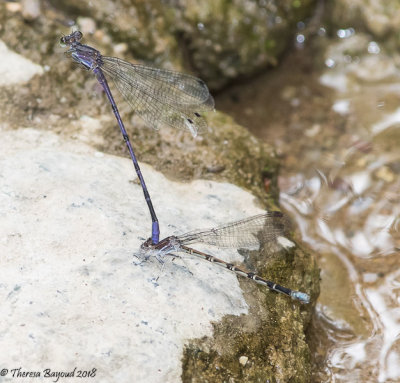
[217,29,400,382]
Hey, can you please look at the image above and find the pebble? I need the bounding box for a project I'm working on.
[375,166,395,183]
[77,17,97,35]
[239,355,248,366]
[21,0,41,20]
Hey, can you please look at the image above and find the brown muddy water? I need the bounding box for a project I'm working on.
[216,28,400,383]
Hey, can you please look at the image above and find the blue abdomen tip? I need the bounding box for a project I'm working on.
[292,291,310,303]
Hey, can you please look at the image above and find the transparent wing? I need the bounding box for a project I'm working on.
[177,212,292,249]
[103,57,214,107]
[101,57,214,136]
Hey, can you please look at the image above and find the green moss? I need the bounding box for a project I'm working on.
[292,0,302,9]
[181,239,318,382]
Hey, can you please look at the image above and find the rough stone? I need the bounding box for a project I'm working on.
[0,4,319,381]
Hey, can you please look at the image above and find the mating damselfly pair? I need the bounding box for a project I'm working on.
[61,31,309,303]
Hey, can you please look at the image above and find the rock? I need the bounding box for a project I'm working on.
[329,0,400,42]
[21,0,41,21]
[0,5,318,381]
[40,0,316,89]
[0,128,315,382]
[0,40,43,86]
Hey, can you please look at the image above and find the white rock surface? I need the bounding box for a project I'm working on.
[0,40,43,86]
[0,128,265,383]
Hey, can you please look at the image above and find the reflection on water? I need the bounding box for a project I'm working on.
[217,27,400,382]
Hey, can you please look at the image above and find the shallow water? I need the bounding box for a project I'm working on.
[217,29,400,382]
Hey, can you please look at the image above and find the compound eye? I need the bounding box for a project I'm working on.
[74,31,83,41]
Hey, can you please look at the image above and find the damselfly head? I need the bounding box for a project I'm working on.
[141,238,153,249]
[60,31,83,47]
